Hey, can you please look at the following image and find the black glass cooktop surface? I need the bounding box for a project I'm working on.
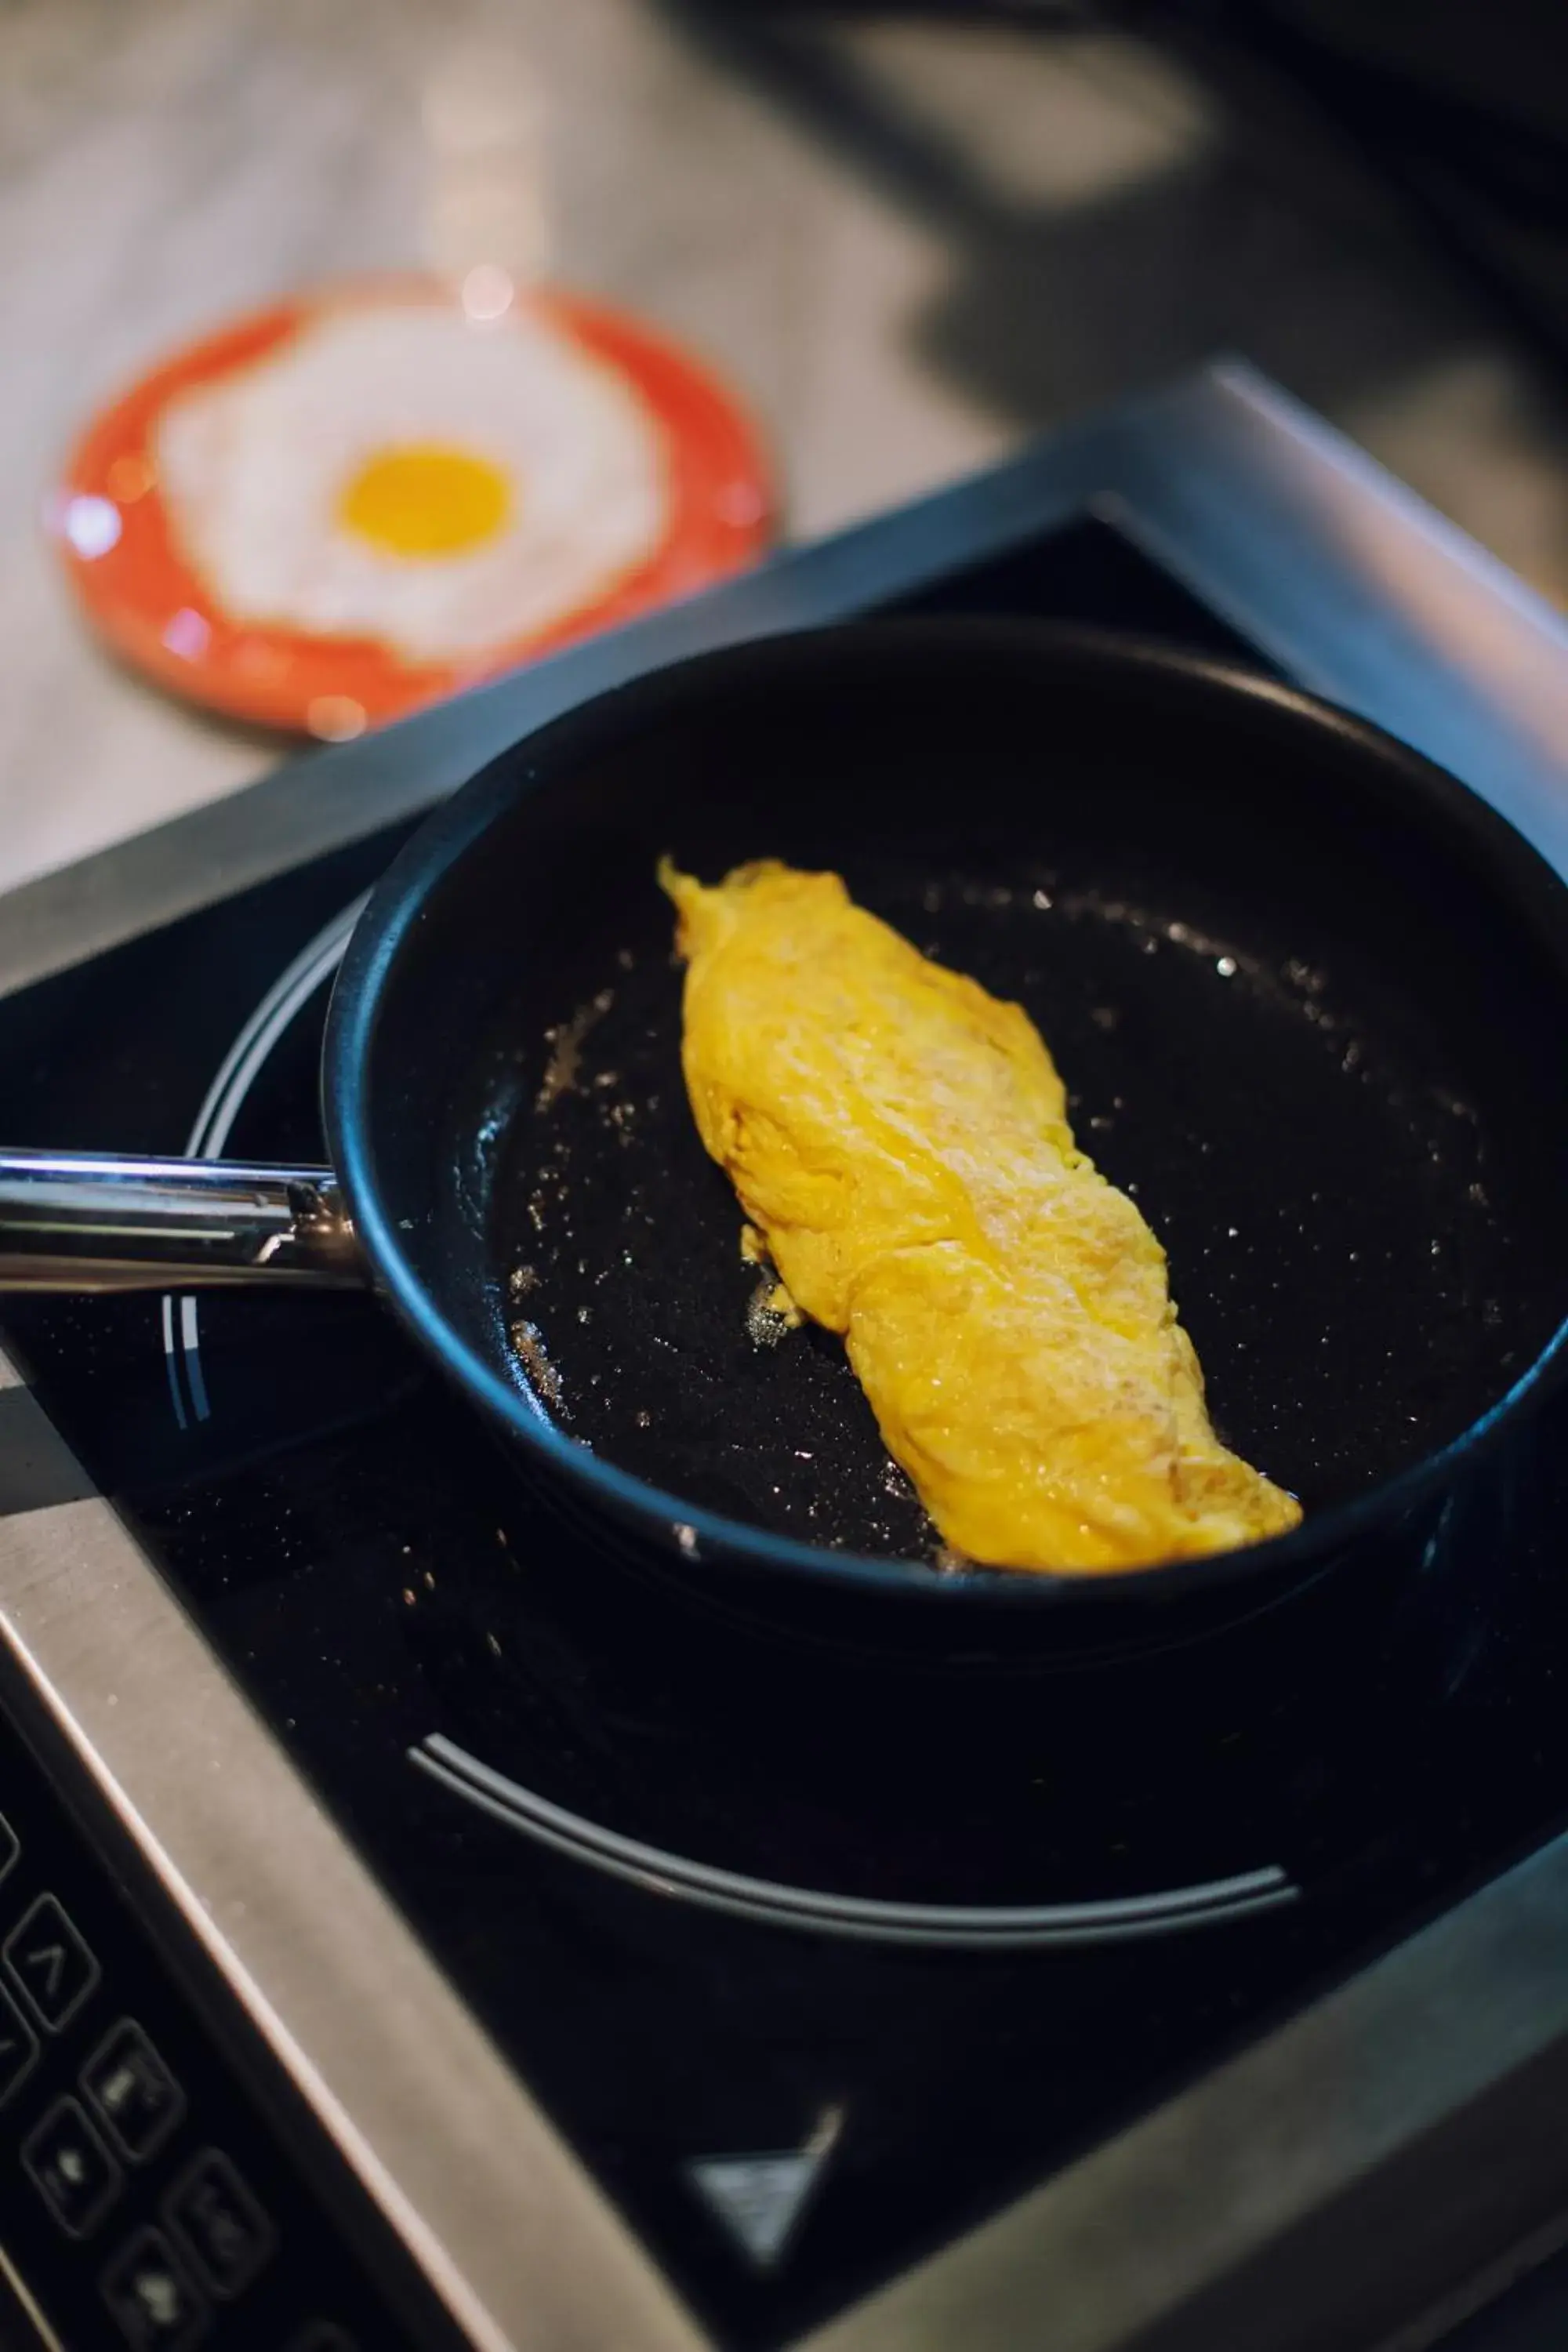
[3,517,1567,2350]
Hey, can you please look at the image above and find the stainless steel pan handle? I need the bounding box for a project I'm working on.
[0,1152,368,1293]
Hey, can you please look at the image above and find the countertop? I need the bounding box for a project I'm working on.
[1,0,1564,897]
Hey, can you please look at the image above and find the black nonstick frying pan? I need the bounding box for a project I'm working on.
[2,622,1566,1660]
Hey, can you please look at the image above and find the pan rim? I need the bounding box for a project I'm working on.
[325,617,1568,1610]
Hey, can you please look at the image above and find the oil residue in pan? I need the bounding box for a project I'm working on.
[508,1316,564,1409]
[492,935,941,1560]
[535,987,615,1113]
[486,864,1526,1563]
[744,1269,800,1352]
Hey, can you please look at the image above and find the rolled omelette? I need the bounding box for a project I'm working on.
[659,858,1302,1575]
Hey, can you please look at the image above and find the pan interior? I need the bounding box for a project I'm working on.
[364,633,1568,1567]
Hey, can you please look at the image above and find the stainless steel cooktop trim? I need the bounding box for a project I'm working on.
[0,2232,67,2350]
[0,1359,706,2352]
[0,363,1564,2348]
[809,1830,1568,2351]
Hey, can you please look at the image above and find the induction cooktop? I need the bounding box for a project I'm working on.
[0,365,1566,2352]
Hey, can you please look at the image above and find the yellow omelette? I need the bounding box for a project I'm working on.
[660,858,1301,1575]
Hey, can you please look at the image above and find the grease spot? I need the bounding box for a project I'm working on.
[510,1319,563,1407]
[536,989,614,1111]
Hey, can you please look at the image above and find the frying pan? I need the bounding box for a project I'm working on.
[3,622,1566,1661]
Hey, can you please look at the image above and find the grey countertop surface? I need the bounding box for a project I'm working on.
[1,0,1564,898]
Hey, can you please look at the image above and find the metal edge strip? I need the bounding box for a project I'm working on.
[0,1356,708,2352]
[0,2234,66,2350]
[803,1826,1568,2352]
[1094,365,1568,856]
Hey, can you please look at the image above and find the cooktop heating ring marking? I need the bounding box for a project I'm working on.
[162,896,367,1428]
[412,1734,1299,1947]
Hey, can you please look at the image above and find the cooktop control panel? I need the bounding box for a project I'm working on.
[0,1697,425,2352]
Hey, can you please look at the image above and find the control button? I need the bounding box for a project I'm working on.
[0,1810,17,1884]
[102,2227,208,2351]
[0,1980,38,2106]
[285,2330,358,2352]
[84,2021,186,2162]
[23,2094,122,2238]
[165,2150,274,2299]
[3,1893,100,2031]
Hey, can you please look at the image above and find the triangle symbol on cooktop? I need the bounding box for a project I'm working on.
[686,2148,826,2269]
